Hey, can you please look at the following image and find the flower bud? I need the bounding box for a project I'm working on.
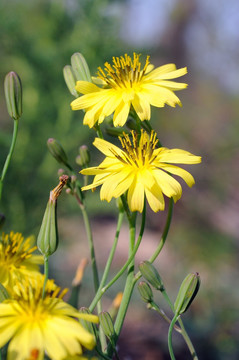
[4,71,23,120]
[174,272,200,315]
[79,307,97,335]
[99,311,115,340]
[63,65,78,97]
[0,283,9,302]
[47,138,68,166]
[37,176,68,257]
[76,145,90,167]
[137,281,153,303]
[71,52,91,83]
[105,127,125,137]
[139,261,164,291]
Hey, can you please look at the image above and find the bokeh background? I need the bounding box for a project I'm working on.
[1,0,239,359]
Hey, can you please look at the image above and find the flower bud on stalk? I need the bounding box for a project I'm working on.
[47,138,69,167]
[99,311,115,340]
[174,272,200,315]
[137,281,154,304]
[76,145,90,167]
[79,307,97,335]
[71,52,92,83]
[63,65,78,97]
[37,175,68,257]
[4,71,22,120]
[139,261,164,291]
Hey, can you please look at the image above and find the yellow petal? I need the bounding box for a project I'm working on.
[127,175,145,213]
[113,101,130,127]
[159,164,195,187]
[145,184,165,212]
[132,92,151,121]
[75,81,101,94]
[93,138,123,157]
[153,169,182,199]
[156,149,202,164]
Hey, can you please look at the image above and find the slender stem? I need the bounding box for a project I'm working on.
[149,198,174,263]
[162,289,199,360]
[134,198,174,283]
[42,256,49,298]
[112,213,136,339]
[81,206,99,291]
[89,205,146,312]
[0,119,19,201]
[168,314,178,360]
[149,301,181,332]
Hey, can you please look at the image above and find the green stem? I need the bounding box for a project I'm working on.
[42,255,49,298]
[149,301,181,332]
[81,206,99,291]
[134,198,174,283]
[89,205,146,312]
[162,289,199,360]
[112,212,136,340]
[149,198,174,263]
[0,119,19,201]
[168,313,178,360]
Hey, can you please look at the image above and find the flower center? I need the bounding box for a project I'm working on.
[97,53,150,90]
[115,130,158,168]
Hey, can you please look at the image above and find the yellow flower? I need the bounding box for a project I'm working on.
[0,231,43,291]
[71,53,187,128]
[80,131,201,213]
[0,277,99,360]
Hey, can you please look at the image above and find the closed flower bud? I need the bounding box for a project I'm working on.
[63,65,78,97]
[137,281,153,303]
[105,127,125,137]
[37,176,68,257]
[0,283,9,302]
[99,311,115,340]
[139,261,164,291]
[4,71,22,120]
[77,145,90,167]
[71,52,91,83]
[79,307,97,335]
[174,272,200,315]
[47,138,68,166]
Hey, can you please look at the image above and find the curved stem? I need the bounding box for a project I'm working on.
[168,313,178,360]
[0,119,19,201]
[162,289,199,360]
[42,256,49,299]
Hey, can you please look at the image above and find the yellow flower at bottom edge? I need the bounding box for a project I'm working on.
[80,130,201,213]
[71,53,187,128]
[0,231,43,292]
[0,276,99,360]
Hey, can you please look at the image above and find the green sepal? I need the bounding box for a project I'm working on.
[99,311,115,340]
[63,65,78,97]
[137,281,153,303]
[71,52,92,83]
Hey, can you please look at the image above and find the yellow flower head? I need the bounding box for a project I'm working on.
[0,231,43,291]
[71,53,187,128]
[81,131,201,213]
[0,276,98,360]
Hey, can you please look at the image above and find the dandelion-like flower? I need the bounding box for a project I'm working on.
[80,131,201,213]
[0,277,98,360]
[71,53,187,128]
[0,231,43,291]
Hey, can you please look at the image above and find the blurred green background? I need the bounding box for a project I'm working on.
[1,0,239,359]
